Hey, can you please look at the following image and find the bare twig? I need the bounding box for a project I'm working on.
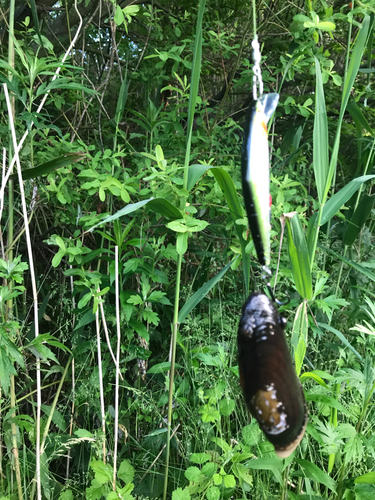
[4,83,40,500]
[113,246,121,489]
[98,288,123,380]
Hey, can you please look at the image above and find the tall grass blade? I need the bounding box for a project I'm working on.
[343,194,375,246]
[285,214,312,299]
[115,77,128,127]
[291,301,308,376]
[320,245,375,282]
[313,58,329,204]
[319,323,363,361]
[183,0,206,193]
[320,174,375,225]
[10,153,86,181]
[323,16,371,202]
[347,100,373,135]
[164,2,206,499]
[178,259,237,324]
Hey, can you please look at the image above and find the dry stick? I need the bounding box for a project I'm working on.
[4,83,40,499]
[113,246,121,489]
[98,290,123,380]
[0,0,83,206]
[0,148,6,258]
[95,308,106,462]
[10,376,22,499]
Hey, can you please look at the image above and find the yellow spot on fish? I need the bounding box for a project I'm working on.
[251,385,288,434]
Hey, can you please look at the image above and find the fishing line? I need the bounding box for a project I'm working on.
[252,0,263,100]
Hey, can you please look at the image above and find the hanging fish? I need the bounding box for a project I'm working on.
[238,292,307,458]
[241,93,279,268]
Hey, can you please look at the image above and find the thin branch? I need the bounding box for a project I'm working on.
[4,83,40,500]
[113,246,121,489]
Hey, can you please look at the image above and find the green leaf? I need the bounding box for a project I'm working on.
[355,472,375,484]
[305,394,347,413]
[59,490,74,500]
[36,78,97,97]
[88,199,153,232]
[185,466,204,482]
[0,333,24,367]
[117,459,135,483]
[167,220,188,233]
[40,451,51,500]
[41,404,67,431]
[285,214,312,299]
[320,245,375,283]
[318,323,363,361]
[189,453,210,464]
[52,249,65,268]
[202,462,216,477]
[147,198,182,220]
[176,232,188,255]
[172,487,191,500]
[344,434,363,465]
[206,486,220,500]
[188,164,250,293]
[246,458,283,483]
[317,21,335,31]
[300,371,329,389]
[10,153,86,181]
[218,398,235,416]
[147,362,182,374]
[200,404,220,422]
[313,58,329,204]
[343,194,375,246]
[321,175,375,226]
[90,460,113,485]
[347,100,373,135]
[291,301,308,376]
[178,259,236,323]
[295,459,336,491]
[223,475,236,488]
[114,6,124,26]
[86,478,105,500]
[0,346,18,395]
[78,292,92,309]
[185,0,206,149]
[187,163,211,192]
[323,15,370,203]
[129,320,149,342]
[210,437,230,452]
[73,309,96,331]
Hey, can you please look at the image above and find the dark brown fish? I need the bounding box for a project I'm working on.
[238,292,307,457]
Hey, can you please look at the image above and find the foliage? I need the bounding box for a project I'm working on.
[2,0,375,499]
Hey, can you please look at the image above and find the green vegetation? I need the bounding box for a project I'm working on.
[1,0,375,498]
